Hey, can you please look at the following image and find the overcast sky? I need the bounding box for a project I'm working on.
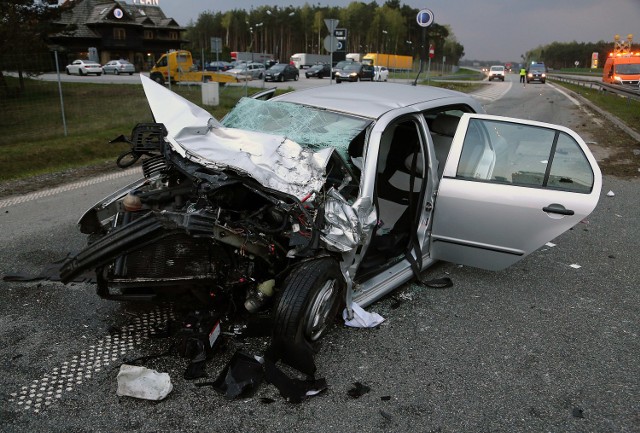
[141,0,639,61]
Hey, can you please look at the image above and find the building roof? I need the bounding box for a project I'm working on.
[53,0,183,39]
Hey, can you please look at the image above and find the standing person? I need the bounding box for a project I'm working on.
[520,67,527,86]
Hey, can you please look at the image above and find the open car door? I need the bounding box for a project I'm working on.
[430,113,602,271]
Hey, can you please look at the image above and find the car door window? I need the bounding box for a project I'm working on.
[455,118,594,193]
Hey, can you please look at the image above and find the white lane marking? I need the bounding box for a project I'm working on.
[0,167,142,209]
[7,306,175,413]
[471,81,513,102]
[547,82,581,106]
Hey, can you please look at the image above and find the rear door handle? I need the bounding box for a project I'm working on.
[543,203,575,216]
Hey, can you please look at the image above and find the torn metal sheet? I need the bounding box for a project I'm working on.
[140,75,363,200]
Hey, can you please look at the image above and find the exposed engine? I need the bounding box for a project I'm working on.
[60,122,357,320]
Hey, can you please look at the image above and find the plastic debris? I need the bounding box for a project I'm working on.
[607,190,615,197]
[347,382,370,398]
[570,264,582,269]
[343,303,385,328]
[545,242,556,247]
[116,364,173,400]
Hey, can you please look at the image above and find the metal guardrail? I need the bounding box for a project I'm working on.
[549,74,640,101]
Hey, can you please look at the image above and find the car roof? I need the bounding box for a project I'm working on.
[272,82,475,119]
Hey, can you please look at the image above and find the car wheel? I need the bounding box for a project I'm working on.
[97,73,102,76]
[336,78,341,83]
[294,74,298,81]
[541,80,546,84]
[115,69,120,75]
[355,76,359,82]
[79,69,84,76]
[273,258,345,346]
[66,68,70,75]
[151,73,164,85]
[259,73,264,79]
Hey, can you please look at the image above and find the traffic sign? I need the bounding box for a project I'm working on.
[416,9,434,27]
[334,28,347,40]
[324,35,339,53]
[324,18,339,34]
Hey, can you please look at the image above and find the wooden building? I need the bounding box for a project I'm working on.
[49,0,185,71]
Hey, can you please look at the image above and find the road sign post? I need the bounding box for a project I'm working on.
[415,8,434,86]
[324,19,339,84]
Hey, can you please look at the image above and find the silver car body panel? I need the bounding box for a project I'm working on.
[136,76,602,310]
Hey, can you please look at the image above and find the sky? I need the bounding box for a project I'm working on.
[127,0,639,62]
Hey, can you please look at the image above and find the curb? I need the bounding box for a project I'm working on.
[550,78,640,143]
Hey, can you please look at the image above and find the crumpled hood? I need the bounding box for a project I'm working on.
[140,75,332,199]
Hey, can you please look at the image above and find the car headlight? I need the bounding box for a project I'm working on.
[528,73,533,77]
[349,72,357,77]
[613,76,622,83]
[541,73,546,77]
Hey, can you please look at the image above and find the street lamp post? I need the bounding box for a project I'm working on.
[382,30,388,70]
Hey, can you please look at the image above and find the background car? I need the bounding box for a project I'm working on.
[65,59,102,76]
[488,65,505,81]
[526,62,547,84]
[227,62,265,80]
[205,61,233,71]
[373,65,389,82]
[335,62,374,83]
[331,59,354,78]
[102,60,135,75]
[305,63,331,79]
[264,63,299,82]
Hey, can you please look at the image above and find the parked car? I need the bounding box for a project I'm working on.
[331,59,353,78]
[305,63,331,79]
[60,77,602,349]
[374,65,389,82]
[335,62,375,83]
[488,65,505,81]
[102,60,135,75]
[205,61,233,72]
[264,63,299,82]
[65,59,102,76]
[227,62,265,80]
[527,62,547,84]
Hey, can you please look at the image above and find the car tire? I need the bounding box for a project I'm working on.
[66,68,70,75]
[259,73,263,79]
[79,69,84,76]
[273,258,345,346]
[97,73,102,76]
[151,73,164,85]
[541,80,546,84]
[294,74,298,81]
[336,78,341,83]
[115,69,120,75]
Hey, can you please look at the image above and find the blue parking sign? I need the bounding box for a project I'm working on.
[416,9,434,27]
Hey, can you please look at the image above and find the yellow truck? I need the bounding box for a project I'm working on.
[149,50,238,85]
[362,53,413,71]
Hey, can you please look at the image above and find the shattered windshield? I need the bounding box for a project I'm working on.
[221,97,371,162]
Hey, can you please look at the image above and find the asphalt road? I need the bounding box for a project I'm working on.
[0,74,637,432]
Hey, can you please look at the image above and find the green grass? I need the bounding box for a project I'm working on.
[552,81,640,131]
[0,78,274,182]
[0,75,636,184]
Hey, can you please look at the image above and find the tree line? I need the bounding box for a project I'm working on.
[182,1,465,66]
[523,39,622,70]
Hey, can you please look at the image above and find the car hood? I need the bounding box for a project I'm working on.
[140,75,332,199]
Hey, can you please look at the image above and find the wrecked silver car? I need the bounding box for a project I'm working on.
[61,76,602,347]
